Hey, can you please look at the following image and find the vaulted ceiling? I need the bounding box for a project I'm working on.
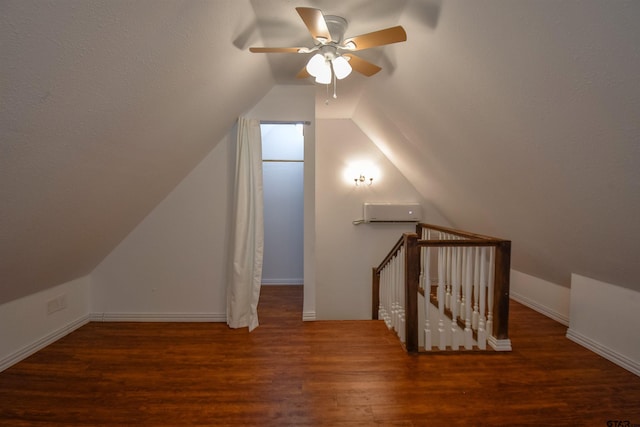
[1,0,639,305]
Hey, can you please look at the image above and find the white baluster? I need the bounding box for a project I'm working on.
[380,265,389,327]
[398,246,406,343]
[384,268,388,326]
[383,264,388,325]
[393,249,401,335]
[486,247,495,339]
[391,254,398,333]
[420,229,427,291]
[399,311,406,343]
[378,267,384,323]
[390,256,395,330]
[395,253,400,333]
[392,255,398,332]
[437,246,447,351]
[445,238,452,310]
[396,251,401,333]
[472,247,480,330]
[460,245,466,322]
[456,241,464,319]
[380,265,386,325]
[424,242,432,350]
[385,264,391,328]
[388,262,392,327]
[450,246,461,350]
[477,247,488,349]
[464,247,474,350]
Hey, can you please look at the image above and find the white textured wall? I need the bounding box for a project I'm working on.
[510,270,570,325]
[91,135,234,319]
[92,85,315,320]
[315,118,446,320]
[0,275,90,371]
[567,274,640,376]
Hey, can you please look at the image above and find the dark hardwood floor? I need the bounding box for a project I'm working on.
[1,285,639,426]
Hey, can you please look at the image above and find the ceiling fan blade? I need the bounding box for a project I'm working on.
[296,67,311,79]
[344,54,382,77]
[343,26,407,51]
[296,7,332,42]
[249,47,304,53]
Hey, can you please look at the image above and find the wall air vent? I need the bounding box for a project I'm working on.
[362,203,422,223]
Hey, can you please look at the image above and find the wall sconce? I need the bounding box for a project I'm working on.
[344,161,379,187]
[354,174,373,186]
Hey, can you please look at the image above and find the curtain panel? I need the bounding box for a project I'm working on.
[227,117,263,331]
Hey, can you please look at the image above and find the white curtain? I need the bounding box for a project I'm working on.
[227,117,263,331]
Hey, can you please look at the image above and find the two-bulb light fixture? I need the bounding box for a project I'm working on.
[344,162,379,187]
[354,174,373,186]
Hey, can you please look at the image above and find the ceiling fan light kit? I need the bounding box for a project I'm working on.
[306,49,352,83]
[249,7,407,99]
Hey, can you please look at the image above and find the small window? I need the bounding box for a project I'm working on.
[261,124,304,161]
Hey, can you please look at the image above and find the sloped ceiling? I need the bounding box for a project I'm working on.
[1,0,639,306]
[0,0,274,304]
[248,0,640,291]
[353,0,640,290]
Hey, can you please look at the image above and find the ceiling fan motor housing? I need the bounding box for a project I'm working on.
[323,15,348,44]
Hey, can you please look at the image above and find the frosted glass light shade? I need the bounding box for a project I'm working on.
[315,64,332,84]
[332,56,352,80]
[306,54,326,77]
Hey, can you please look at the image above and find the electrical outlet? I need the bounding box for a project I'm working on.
[47,295,67,315]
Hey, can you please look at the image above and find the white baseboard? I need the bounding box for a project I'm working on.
[566,328,640,377]
[303,311,316,321]
[510,291,570,326]
[0,315,90,372]
[261,280,304,285]
[90,312,226,322]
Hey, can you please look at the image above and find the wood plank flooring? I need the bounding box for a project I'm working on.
[1,285,639,426]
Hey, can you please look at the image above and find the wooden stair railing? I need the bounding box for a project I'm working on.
[373,223,512,353]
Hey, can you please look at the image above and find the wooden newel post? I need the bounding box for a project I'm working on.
[493,240,511,340]
[404,233,420,353]
[372,267,380,320]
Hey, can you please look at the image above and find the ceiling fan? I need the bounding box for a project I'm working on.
[249,7,407,85]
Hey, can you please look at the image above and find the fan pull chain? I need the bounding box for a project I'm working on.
[324,71,339,105]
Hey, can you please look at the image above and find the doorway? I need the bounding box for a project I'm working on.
[260,123,304,287]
